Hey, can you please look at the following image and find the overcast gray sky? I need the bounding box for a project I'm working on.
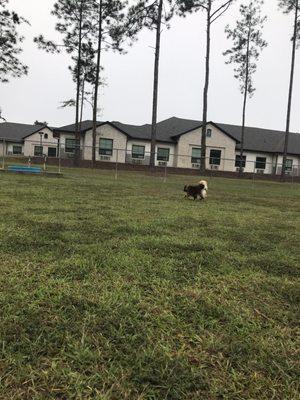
[1,0,299,132]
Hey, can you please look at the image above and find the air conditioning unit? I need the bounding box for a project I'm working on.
[210,165,219,170]
[132,159,143,165]
[100,155,111,161]
[256,169,265,174]
[192,163,200,169]
[8,151,12,155]
[236,167,244,172]
[158,161,167,166]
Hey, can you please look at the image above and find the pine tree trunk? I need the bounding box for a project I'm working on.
[281,1,298,180]
[74,1,83,166]
[92,0,103,168]
[200,1,211,172]
[240,23,251,174]
[80,78,85,132]
[150,0,163,169]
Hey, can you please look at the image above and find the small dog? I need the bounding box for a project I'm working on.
[184,180,208,200]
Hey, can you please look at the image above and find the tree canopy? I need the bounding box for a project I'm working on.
[224,0,267,97]
[0,0,29,83]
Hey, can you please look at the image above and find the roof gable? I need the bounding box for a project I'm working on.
[167,118,239,143]
[0,122,50,142]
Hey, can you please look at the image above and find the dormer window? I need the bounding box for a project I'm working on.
[206,128,212,138]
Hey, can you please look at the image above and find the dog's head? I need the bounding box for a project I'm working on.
[199,180,208,190]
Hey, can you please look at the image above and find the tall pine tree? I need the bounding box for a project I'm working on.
[278,0,299,178]
[34,0,95,164]
[177,0,234,171]
[127,0,175,168]
[59,40,99,131]
[90,0,128,166]
[224,0,267,173]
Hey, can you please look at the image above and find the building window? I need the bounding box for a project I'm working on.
[209,149,221,165]
[132,145,145,159]
[44,133,48,139]
[65,138,79,153]
[191,147,201,163]
[255,157,266,169]
[99,138,113,156]
[157,147,170,161]
[12,145,22,155]
[48,147,57,157]
[235,155,246,168]
[285,159,293,171]
[206,128,212,137]
[34,146,43,157]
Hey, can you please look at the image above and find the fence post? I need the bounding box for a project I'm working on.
[163,162,167,183]
[115,148,118,180]
[2,139,5,170]
[58,140,61,174]
[252,161,255,188]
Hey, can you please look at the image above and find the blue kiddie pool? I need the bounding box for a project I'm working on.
[7,165,42,174]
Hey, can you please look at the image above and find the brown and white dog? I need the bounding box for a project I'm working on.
[184,180,208,200]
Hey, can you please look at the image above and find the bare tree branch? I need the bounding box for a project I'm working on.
[211,1,232,24]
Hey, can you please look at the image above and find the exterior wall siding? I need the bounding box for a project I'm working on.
[276,154,300,175]
[126,140,176,167]
[59,133,85,159]
[23,127,58,157]
[236,151,275,174]
[0,141,5,158]
[83,124,127,163]
[6,142,24,156]
[176,124,237,171]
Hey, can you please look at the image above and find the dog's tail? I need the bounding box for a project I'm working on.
[183,185,188,192]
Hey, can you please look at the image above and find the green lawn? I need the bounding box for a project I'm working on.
[0,169,299,399]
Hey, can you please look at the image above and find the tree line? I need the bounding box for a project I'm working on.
[0,0,299,177]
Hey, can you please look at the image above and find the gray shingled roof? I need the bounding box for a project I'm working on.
[55,120,103,134]
[55,120,175,143]
[0,122,49,142]
[112,121,152,140]
[54,117,300,155]
[162,117,300,155]
[113,121,177,143]
[214,122,300,155]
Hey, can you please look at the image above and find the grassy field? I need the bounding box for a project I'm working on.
[0,169,299,399]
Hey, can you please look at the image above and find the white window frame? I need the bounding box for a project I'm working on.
[132,144,145,160]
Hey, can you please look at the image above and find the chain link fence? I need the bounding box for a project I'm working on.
[1,138,299,183]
